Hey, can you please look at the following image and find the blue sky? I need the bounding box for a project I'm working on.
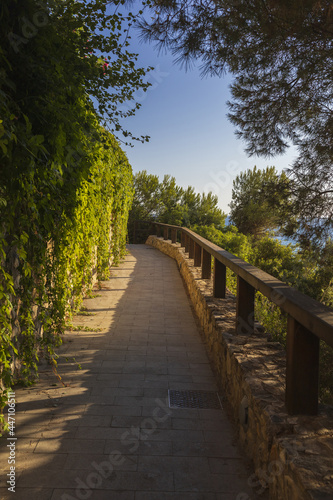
[121,19,297,214]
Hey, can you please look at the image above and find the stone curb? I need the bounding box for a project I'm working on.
[146,236,333,500]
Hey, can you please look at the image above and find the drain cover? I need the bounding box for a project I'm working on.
[168,389,222,410]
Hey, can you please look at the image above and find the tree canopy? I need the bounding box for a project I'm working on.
[128,170,226,240]
[1,0,151,150]
[139,0,333,243]
[229,166,294,239]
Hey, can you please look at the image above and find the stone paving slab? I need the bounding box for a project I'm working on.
[0,244,265,499]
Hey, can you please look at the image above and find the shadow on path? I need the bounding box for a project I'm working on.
[0,245,264,500]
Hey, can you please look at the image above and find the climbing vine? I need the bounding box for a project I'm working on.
[0,0,147,432]
[0,117,134,431]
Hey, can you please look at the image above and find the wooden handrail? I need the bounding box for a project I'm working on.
[137,220,333,415]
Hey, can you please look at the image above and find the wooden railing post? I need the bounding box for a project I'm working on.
[164,227,168,240]
[236,277,255,335]
[184,234,189,253]
[286,316,319,415]
[181,231,186,248]
[213,258,226,298]
[189,238,195,259]
[202,249,211,279]
[194,243,202,267]
[171,229,177,244]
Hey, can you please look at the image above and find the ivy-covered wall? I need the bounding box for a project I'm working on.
[0,0,151,431]
[0,127,133,419]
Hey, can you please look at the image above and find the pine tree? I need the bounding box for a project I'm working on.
[140,1,333,242]
[229,166,293,239]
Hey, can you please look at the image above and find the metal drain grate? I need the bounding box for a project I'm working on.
[168,389,222,410]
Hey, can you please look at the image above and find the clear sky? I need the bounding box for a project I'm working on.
[120,18,297,215]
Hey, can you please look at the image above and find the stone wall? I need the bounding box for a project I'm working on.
[146,236,333,500]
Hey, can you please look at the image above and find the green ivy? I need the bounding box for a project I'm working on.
[0,0,145,432]
[0,123,134,432]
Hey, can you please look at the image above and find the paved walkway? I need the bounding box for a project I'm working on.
[0,244,261,500]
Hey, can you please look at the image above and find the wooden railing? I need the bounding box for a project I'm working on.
[135,220,333,416]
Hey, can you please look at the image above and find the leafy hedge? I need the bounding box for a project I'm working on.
[0,123,133,422]
[0,0,148,430]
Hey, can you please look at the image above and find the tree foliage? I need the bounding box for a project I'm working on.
[139,0,333,242]
[128,170,226,241]
[229,166,294,238]
[2,0,151,145]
